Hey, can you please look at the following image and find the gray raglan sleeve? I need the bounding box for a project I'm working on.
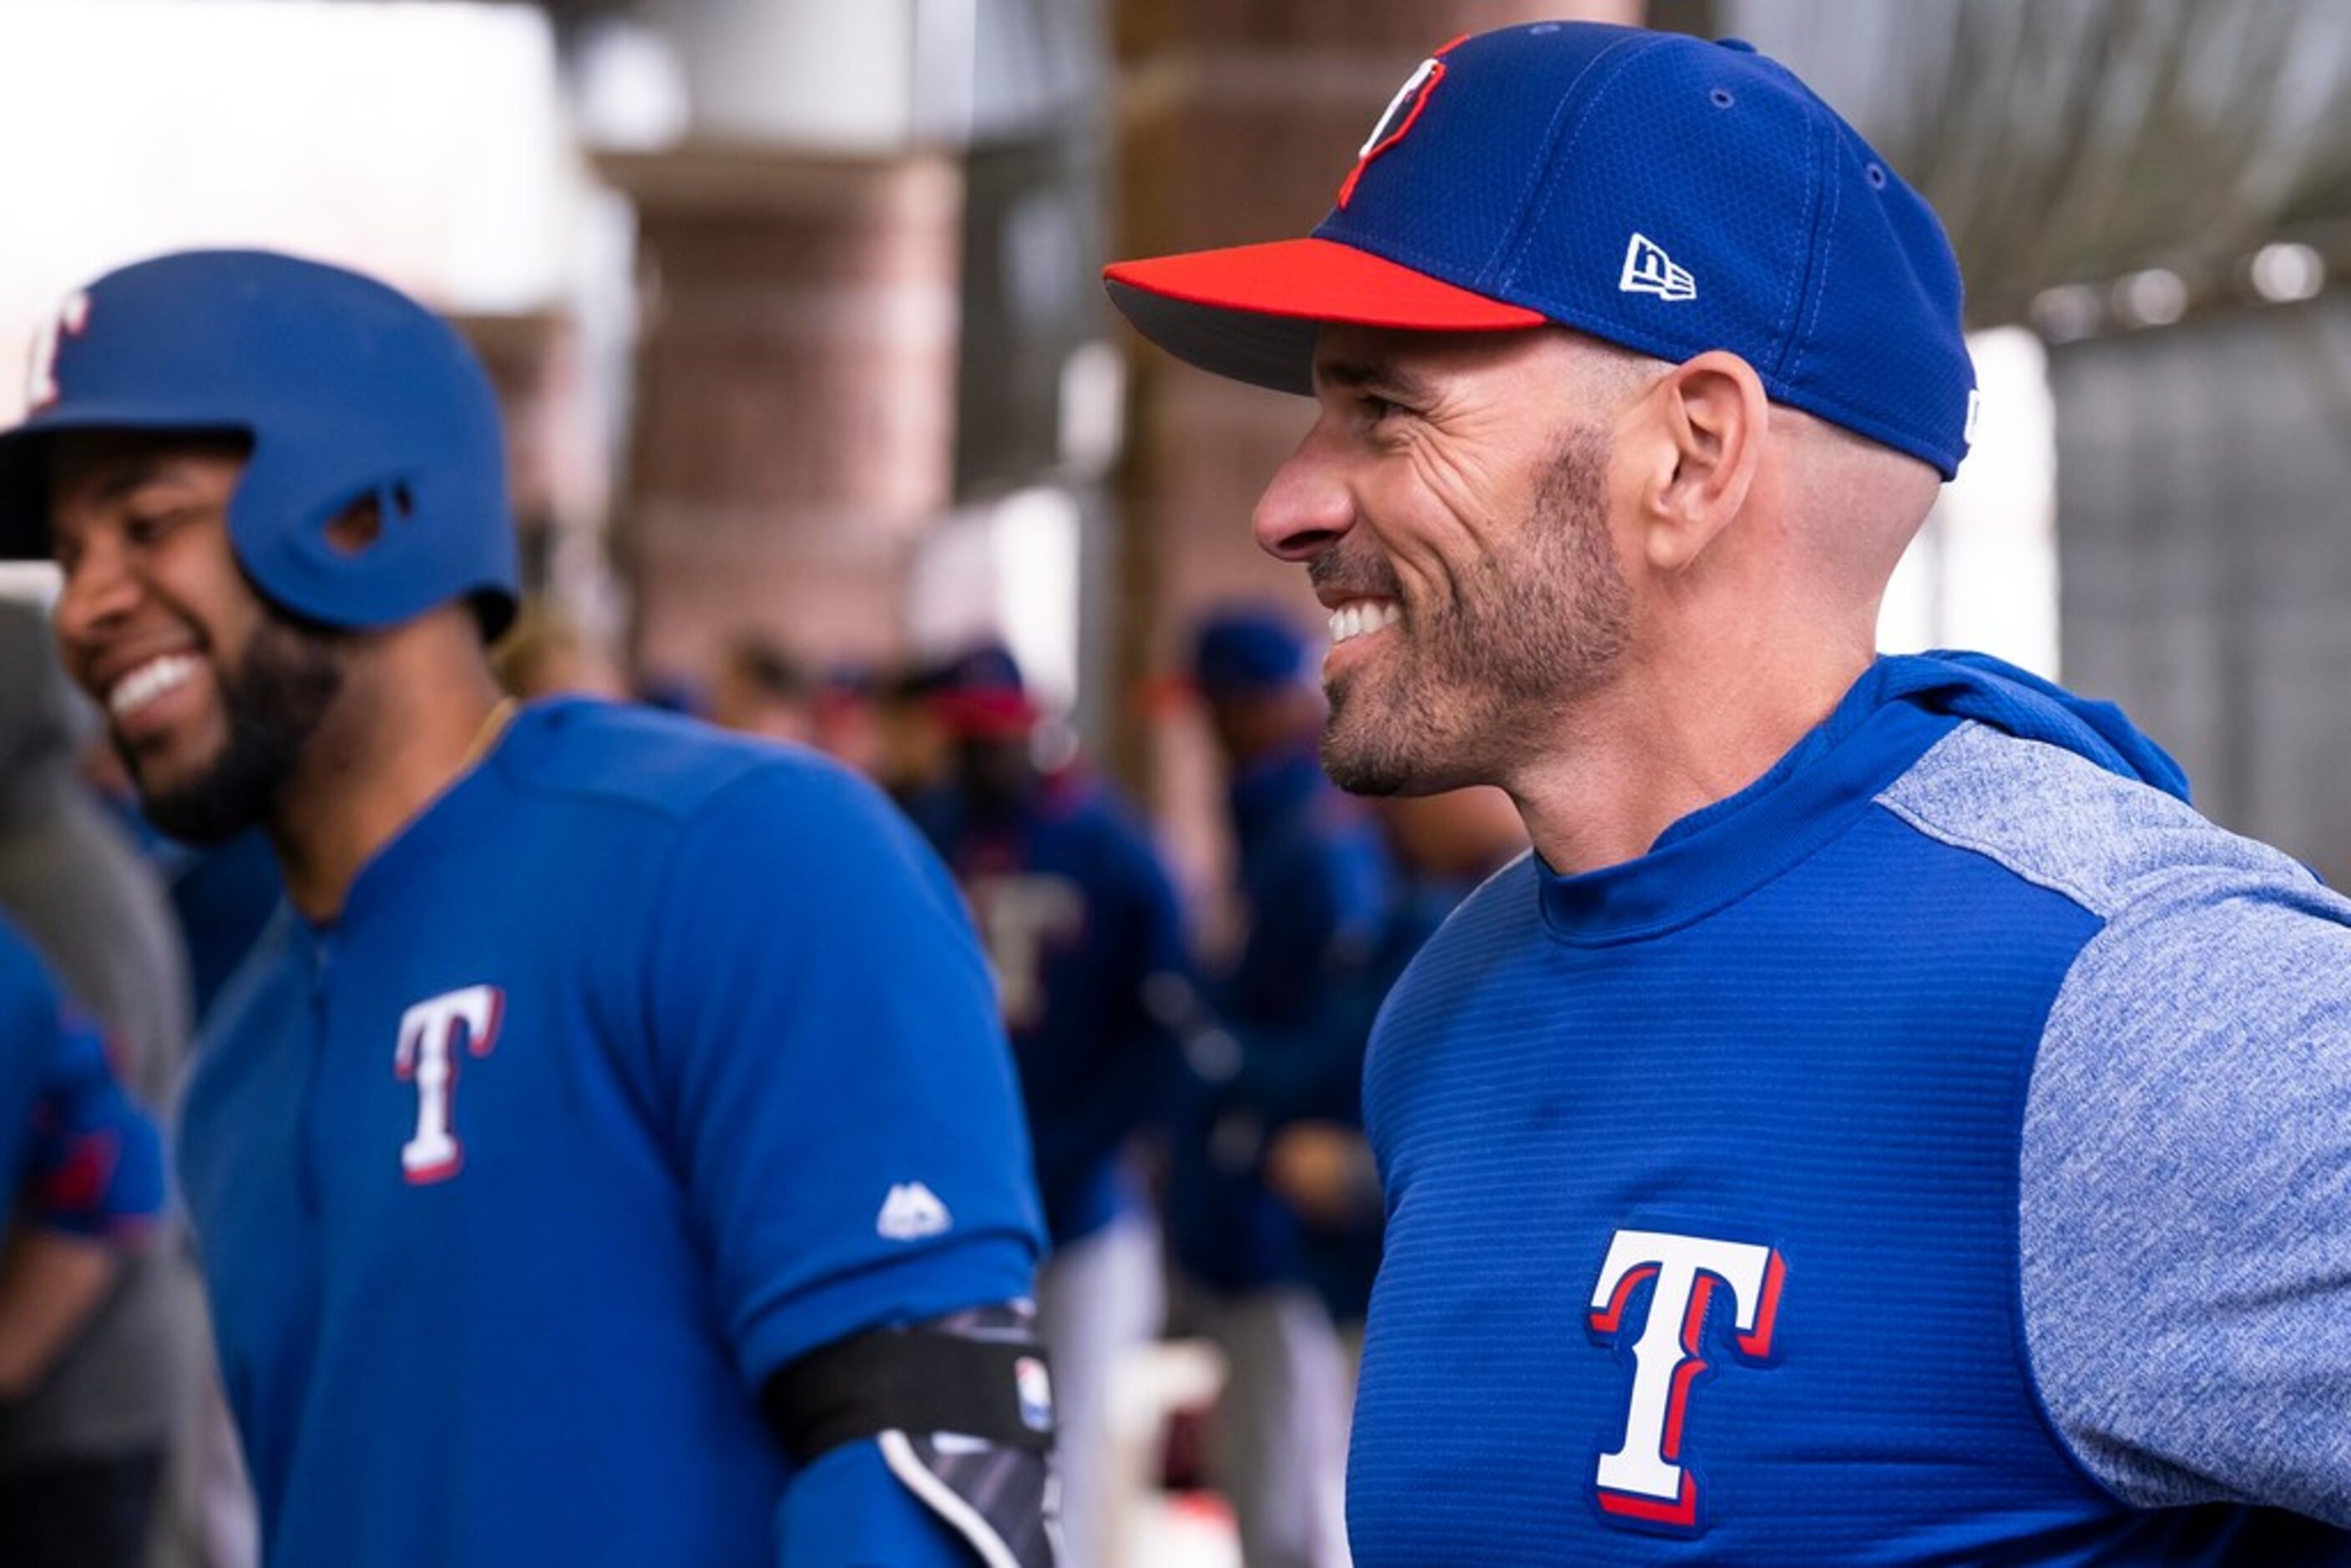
[2020,870,2351,1525]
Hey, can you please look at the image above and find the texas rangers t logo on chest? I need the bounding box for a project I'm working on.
[1586,1227,1787,1532]
[392,985,503,1184]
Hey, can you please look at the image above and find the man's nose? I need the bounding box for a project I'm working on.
[1251,421,1355,563]
[53,532,139,660]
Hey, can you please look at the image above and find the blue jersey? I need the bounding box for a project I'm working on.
[1170,744,1392,1292]
[913,772,1188,1247]
[1348,655,2351,1564]
[180,701,1044,1568]
[0,918,164,1241]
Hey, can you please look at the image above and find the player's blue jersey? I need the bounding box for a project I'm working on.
[179,701,1044,1568]
[0,916,166,1242]
[1348,655,2351,1564]
[0,922,69,1196]
[911,771,1187,1248]
[1169,744,1391,1292]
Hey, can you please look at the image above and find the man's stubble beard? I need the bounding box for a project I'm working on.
[129,608,348,845]
[1317,427,1631,797]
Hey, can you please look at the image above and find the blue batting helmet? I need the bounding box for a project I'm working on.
[0,250,519,638]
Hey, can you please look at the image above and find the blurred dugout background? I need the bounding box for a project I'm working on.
[3,0,2348,889]
[3,3,2351,1563]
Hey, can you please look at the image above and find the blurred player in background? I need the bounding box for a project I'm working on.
[0,599,211,1568]
[1261,786,1525,1332]
[3,249,1059,1568]
[874,657,960,806]
[907,643,1189,1568]
[710,632,817,744]
[1170,608,1388,1568]
[0,916,169,1566]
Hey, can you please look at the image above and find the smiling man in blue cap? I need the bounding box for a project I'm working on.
[1109,21,2351,1565]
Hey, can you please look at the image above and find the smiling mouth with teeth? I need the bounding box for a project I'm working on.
[108,653,204,721]
[1328,600,1402,647]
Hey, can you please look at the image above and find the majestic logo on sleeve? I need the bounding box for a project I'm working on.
[1337,34,1469,208]
[392,985,503,1184]
[24,291,90,412]
[877,1181,953,1242]
[1586,1228,1787,1532]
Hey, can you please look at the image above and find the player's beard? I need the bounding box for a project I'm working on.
[1317,427,1631,797]
[129,606,348,845]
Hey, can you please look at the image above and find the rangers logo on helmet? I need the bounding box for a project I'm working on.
[24,291,89,413]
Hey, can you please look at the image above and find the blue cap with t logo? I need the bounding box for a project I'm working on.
[1105,23,1978,479]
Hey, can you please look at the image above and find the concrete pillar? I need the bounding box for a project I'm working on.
[599,150,963,686]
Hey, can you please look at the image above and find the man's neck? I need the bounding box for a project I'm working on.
[269,641,509,923]
[1504,624,1874,878]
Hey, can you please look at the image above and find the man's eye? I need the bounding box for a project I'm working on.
[124,508,189,545]
[1362,394,1401,421]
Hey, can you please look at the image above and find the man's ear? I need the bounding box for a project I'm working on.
[1630,350,1767,573]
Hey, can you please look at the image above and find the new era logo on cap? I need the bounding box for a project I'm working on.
[1619,234,1696,302]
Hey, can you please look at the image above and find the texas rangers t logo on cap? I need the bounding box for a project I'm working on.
[24,291,89,412]
[1337,34,1469,208]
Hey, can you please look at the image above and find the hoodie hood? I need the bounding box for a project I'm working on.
[1876,650,2191,804]
[1544,652,2194,944]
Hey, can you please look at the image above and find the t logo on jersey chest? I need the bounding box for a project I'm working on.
[1586,1227,1787,1534]
[392,985,503,1184]
[966,873,1083,1030]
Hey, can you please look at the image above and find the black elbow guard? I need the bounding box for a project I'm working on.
[763,1302,1060,1567]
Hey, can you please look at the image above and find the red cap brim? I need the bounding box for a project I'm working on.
[1104,237,1545,394]
[932,690,1039,739]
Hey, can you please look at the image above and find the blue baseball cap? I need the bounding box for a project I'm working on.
[1105,23,1976,478]
[1191,608,1312,701]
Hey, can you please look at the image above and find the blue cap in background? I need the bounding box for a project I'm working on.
[1191,607,1314,701]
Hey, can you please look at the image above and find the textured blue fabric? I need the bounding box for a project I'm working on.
[1885,723,2351,1533]
[1347,660,2322,1563]
[179,701,1043,1568]
[1169,746,1392,1292]
[1876,650,2191,801]
[911,771,1190,1247]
